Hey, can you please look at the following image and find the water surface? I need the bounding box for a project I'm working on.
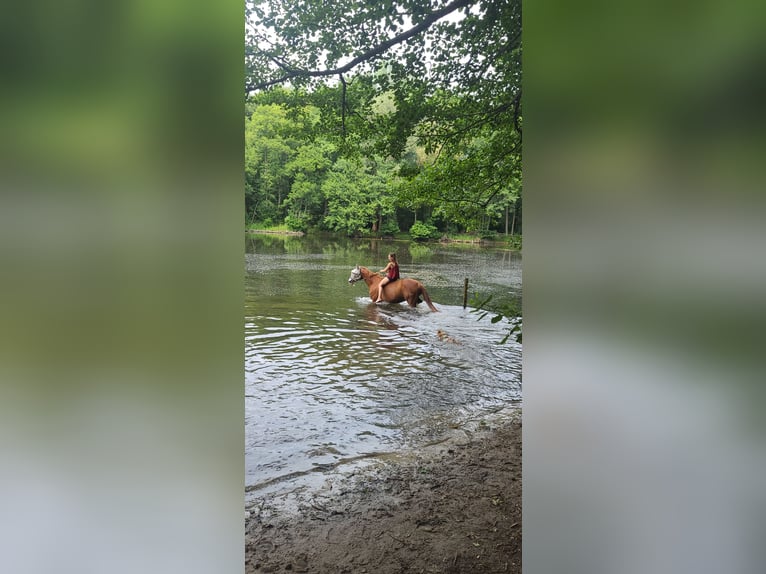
[245,234,521,499]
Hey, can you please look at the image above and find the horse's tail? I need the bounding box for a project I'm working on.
[420,284,439,312]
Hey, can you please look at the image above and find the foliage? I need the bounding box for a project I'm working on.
[409,220,439,241]
[283,138,336,228]
[506,234,522,250]
[400,131,521,232]
[284,213,310,232]
[245,0,522,240]
[245,104,299,222]
[246,221,289,232]
[245,0,521,114]
[379,217,400,235]
[470,294,522,344]
[320,157,397,236]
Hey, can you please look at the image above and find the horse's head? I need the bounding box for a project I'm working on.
[348,265,362,284]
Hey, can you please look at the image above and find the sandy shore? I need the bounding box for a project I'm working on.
[245,412,521,573]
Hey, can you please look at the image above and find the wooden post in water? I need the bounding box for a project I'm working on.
[463,278,469,309]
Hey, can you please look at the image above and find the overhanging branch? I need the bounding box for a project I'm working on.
[248,0,475,92]
[339,74,347,138]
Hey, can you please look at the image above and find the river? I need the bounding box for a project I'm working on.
[245,233,522,501]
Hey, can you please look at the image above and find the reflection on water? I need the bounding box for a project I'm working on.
[245,234,521,497]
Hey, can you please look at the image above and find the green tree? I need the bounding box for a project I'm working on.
[245,0,521,233]
[322,156,397,236]
[398,129,520,234]
[244,104,297,223]
[283,138,336,230]
[322,158,372,235]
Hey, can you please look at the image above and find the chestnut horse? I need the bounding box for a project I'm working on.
[348,265,439,312]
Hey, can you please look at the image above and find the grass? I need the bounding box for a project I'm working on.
[246,222,292,232]
[441,233,522,248]
[447,233,483,243]
[245,222,521,249]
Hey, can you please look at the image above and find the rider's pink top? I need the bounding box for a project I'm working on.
[387,263,400,281]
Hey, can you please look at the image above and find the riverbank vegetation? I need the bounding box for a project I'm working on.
[245,0,521,246]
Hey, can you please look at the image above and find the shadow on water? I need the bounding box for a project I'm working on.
[245,234,521,500]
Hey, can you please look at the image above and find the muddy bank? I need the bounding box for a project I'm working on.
[245,413,521,574]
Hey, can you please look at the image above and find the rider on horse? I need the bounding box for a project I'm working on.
[375,252,399,303]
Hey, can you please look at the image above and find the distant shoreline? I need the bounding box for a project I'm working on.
[246,229,305,236]
[245,229,520,249]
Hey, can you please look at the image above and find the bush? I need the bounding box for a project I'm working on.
[409,221,439,242]
[380,218,400,236]
[507,234,522,250]
[284,214,309,232]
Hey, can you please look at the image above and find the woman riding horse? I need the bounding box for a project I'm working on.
[374,252,399,303]
[348,265,439,312]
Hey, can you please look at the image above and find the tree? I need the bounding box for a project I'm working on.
[246,0,483,91]
[244,104,297,223]
[245,0,522,236]
[283,138,336,230]
[245,0,521,150]
[322,156,397,236]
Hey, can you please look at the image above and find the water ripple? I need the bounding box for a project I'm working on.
[245,302,520,492]
[245,240,521,497]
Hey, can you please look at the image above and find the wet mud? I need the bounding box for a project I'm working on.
[246,412,521,574]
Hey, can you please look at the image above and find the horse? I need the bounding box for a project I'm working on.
[348,265,439,312]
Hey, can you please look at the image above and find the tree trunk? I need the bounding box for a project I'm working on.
[505,205,509,235]
[510,206,516,236]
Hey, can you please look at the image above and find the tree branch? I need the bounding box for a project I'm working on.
[339,74,347,139]
[416,100,518,148]
[248,0,475,92]
[512,89,522,136]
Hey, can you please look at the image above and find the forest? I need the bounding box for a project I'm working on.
[245,0,521,244]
